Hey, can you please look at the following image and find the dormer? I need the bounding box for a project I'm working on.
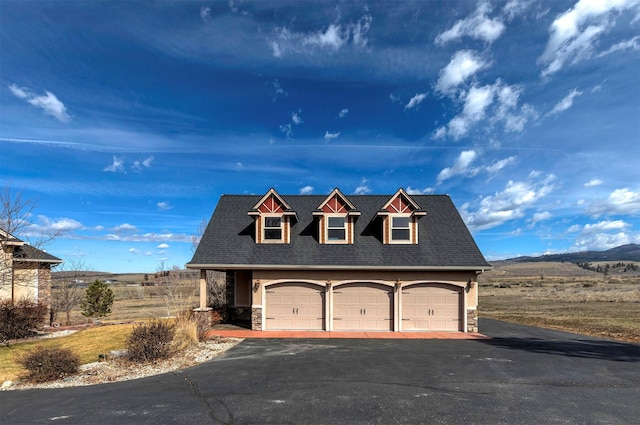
[376,188,427,244]
[312,188,361,244]
[248,189,297,244]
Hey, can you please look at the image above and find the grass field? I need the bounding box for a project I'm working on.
[479,261,640,343]
[51,271,202,324]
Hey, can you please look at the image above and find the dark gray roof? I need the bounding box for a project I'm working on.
[189,194,491,270]
[14,244,63,264]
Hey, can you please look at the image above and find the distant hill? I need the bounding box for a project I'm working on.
[504,244,640,263]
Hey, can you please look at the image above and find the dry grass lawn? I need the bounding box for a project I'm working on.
[0,324,134,383]
[479,261,640,343]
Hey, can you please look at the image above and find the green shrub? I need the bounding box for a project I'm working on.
[126,320,175,363]
[17,346,80,383]
[80,280,114,318]
[0,298,48,341]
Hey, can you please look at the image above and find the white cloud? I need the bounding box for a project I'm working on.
[404,93,427,110]
[436,50,488,94]
[531,211,552,223]
[280,123,293,138]
[503,0,534,20]
[435,79,536,140]
[597,35,640,57]
[584,178,603,187]
[270,15,372,57]
[305,24,346,50]
[438,151,516,183]
[485,156,517,174]
[568,219,640,251]
[113,223,137,232]
[586,188,640,217]
[9,84,29,99]
[157,243,169,249]
[437,150,478,183]
[338,108,349,119]
[8,84,70,122]
[406,186,434,195]
[129,248,139,254]
[28,216,83,237]
[133,155,154,171]
[439,83,496,139]
[292,110,303,125]
[324,131,340,140]
[299,185,314,195]
[353,179,371,195]
[573,232,640,251]
[461,174,556,231]
[200,6,211,23]
[157,201,173,211]
[539,0,640,77]
[548,88,582,115]
[435,2,506,45]
[272,79,287,102]
[104,156,125,173]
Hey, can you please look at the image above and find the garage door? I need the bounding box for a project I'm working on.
[265,282,325,330]
[402,284,462,331]
[333,283,393,331]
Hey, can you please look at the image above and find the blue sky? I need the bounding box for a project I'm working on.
[1,0,639,273]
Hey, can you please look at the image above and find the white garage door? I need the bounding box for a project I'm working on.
[265,282,325,330]
[333,283,393,331]
[402,284,462,331]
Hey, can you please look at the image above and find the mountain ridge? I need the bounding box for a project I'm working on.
[498,244,640,263]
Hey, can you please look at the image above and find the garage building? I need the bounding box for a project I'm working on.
[188,188,491,333]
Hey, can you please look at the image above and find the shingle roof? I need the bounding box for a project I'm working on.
[188,194,491,270]
[13,244,63,264]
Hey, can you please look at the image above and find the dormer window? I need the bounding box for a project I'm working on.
[263,215,283,241]
[248,189,296,244]
[314,189,360,244]
[391,215,411,242]
[326,215,347,242]
[378,188,427,245]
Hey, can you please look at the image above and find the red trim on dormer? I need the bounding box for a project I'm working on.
[322,195,349,213]
[258,195,285,213]
[386,195,413,213]
[381,188,422,213]
[316,188,357,213]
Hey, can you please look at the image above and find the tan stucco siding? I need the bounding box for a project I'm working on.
[12,265,38,302]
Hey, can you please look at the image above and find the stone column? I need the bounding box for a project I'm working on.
[193,307,213,337]
[467,309,478,333]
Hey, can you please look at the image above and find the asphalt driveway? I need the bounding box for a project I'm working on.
[2,319,639,424]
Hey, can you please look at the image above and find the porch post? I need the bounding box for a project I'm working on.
[199,269,207,309]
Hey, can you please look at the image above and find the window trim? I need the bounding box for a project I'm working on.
[324,214,348,244]
[262,214,284,243]
[389,214,412,244]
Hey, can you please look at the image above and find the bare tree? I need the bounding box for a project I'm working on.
[0,183,59,249]
[190,217,226,314]
[1,183,61,325]
[191,218,208,254]
[51,258,91,325]
[156,261,198,318]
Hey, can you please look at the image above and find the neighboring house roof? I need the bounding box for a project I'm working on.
[12,244,63,264]
[189,194,491,271]
[0,228,25,246]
